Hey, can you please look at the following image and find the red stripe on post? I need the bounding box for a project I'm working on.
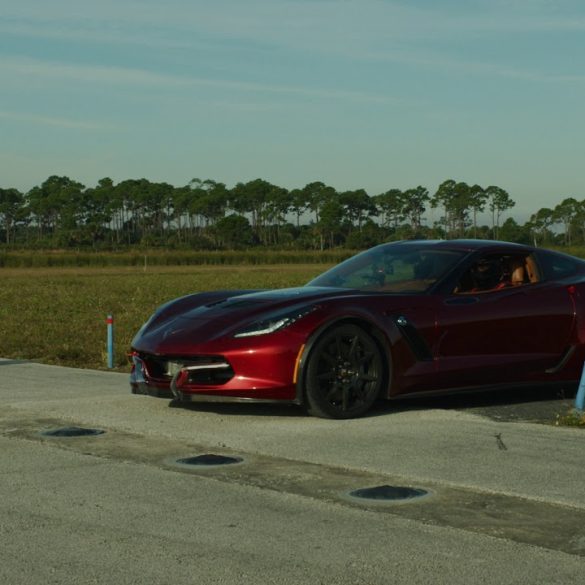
[106,316,114,325]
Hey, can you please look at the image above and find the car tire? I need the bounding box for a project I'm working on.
[304,323,385,419]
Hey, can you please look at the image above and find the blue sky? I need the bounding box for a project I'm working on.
[2,0,584,222]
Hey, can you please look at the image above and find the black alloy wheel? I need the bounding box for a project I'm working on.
[305,323,385,419]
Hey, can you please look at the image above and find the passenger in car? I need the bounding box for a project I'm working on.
[456,255,531,294]
[469,258,503,292]
[508,258,527,286]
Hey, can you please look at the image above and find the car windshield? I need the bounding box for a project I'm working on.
[308,245,466,293]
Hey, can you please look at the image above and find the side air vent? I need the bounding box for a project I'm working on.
[392,315,433,361]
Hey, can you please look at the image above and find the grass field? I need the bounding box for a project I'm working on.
[0,264,327,370]
[0,249,352,268]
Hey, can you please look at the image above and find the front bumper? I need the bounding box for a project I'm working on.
[130,355,174,398]
[129,348,301,404]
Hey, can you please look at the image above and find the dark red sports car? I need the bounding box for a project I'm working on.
[130,240,585,418]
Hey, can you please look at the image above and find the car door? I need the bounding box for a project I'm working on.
[435,253,575,389]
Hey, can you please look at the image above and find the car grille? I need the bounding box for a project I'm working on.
[137,353,234,386]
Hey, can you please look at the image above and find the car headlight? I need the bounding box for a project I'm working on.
[234,306,317,338]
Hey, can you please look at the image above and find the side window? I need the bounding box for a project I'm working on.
[342,258,416,289]
[455,253,540,294]
[538,250,582,280]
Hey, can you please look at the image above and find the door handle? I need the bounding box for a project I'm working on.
[444,296,479,305]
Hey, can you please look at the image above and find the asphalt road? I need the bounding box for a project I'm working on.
[1,359,584,584]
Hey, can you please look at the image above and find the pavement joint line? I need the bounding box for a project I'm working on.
[1,414,585,558]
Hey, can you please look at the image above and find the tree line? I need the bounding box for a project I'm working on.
[0,175,576,250]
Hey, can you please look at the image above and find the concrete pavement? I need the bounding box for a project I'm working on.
[1,359,583,508]
[1,359,585,583]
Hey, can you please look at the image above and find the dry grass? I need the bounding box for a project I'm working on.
[555,409,585,427]
[0,264,327,370]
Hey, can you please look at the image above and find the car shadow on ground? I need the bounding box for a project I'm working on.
[371,383,578,424]
[169,399,307,418]
[169,383,578,424]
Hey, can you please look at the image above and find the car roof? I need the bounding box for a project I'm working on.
[383,239,532,253]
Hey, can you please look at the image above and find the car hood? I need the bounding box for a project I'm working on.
[179,286,346,319]
[132,286,349,352]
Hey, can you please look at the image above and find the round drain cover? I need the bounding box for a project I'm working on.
[41,427,105,438]
[349,485,428,502]
[176,454,243,467]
